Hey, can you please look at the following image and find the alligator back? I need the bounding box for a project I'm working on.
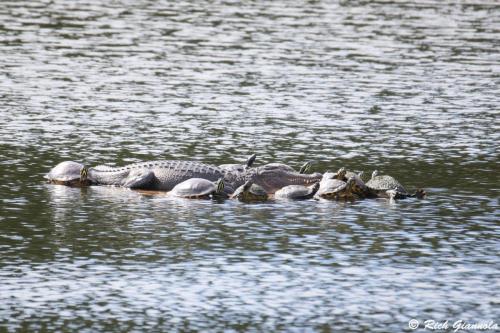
[151,161,224,191]
[90,160,236,191]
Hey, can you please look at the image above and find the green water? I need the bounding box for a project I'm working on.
[0,0,498,332]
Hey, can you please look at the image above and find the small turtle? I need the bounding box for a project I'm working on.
[366,170,426,200]
[274,182,320,200]
[344,170,364,180]
[230,180,268,202]
[170,177,226,199]
[320,167,347,184]
[336,169,377,199]
[45,161,91,187]
[315,175,357,201]
[219,153,257,174]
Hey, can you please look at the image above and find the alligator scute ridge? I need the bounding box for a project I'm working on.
[46,160,325,194]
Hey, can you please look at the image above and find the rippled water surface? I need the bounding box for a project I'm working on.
[0,0,499,332]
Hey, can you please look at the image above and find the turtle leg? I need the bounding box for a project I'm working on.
[385,189,408,201]
[411,188,426,199]
[386,188,426,201]
[387,190,398,204]
[122,169,155,189]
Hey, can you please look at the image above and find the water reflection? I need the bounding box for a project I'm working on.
[0,0,498,331]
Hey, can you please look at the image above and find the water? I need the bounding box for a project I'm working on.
[0,0,499,332]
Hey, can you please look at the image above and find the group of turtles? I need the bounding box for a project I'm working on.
[168,154,426,203]
[45,153,426,203]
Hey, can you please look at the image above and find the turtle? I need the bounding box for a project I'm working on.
[315,174,357,201]
[344,170,364,180]
[330,167,364,182]
[260,161,312,174]
[169,177,227,199]
[44,161,91,187]
[230,180,268,202]
[320,167,348,184]
[366,170,426,200]
[274,182,320,200]
[219,153,257,173]
[334,169,377,199]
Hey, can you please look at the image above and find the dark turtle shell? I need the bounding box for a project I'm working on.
[315,177,357,200]
[231,180,267,202]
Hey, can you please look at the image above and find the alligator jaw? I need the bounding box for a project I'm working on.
[252,168,323,194]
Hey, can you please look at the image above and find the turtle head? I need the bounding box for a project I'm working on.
[310,181,320,194]
[335,167,347,181]
[234,180,254,200]
[211,178,228,200]
[215,178,225,194]
[299,161,312,174]
[346,176,357,189]
[371,170,379,180]
[245,153,257,169]
[242,180,254,191]
[231,180,267,202]
[45,161,91,187]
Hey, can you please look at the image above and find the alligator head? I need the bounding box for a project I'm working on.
[249,164,323,194]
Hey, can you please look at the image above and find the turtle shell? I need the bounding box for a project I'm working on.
[231,181,267,201]
[346,174,376,198]
[316,178,347,197]
[170,178,217,198]
[366,174,407,194]
[274,183,319,200]
[45,161,84,182]
[344,170,364,181]
[275,185,309,199]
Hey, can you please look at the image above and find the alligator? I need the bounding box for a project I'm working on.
[45,160,244,193]
[248,164,323,194]
[45,160,324,194]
